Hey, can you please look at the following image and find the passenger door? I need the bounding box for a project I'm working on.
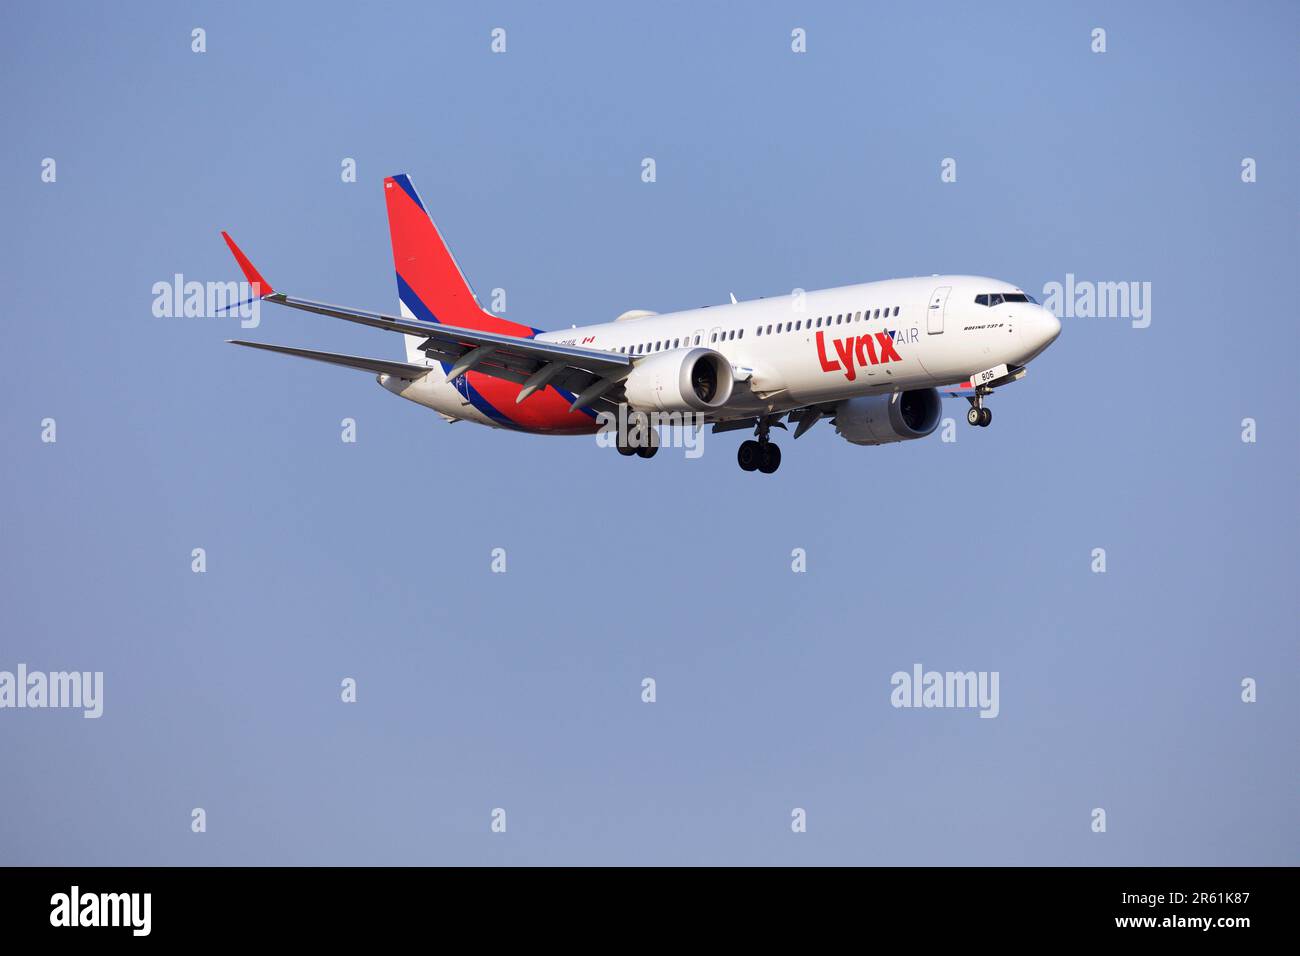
[927,286,951,334]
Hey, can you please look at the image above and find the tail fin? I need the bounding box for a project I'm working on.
[383,174,535,364]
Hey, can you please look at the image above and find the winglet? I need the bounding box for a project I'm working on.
[221,231,275,297]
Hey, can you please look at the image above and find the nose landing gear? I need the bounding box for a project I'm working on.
[966,389,993,428]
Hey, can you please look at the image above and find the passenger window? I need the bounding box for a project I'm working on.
[711,333,717,342]
[694,335,701,344]
[893,306,899,316]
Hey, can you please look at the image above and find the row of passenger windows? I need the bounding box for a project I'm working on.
[755,306,900,337]
[975,292,1035,306]
[613,305,903,354]
[618,336,701,354]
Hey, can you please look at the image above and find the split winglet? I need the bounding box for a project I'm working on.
[221,231,275,297]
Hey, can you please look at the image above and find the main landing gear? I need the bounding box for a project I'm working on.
[616,423,659,459]
[966,389,993,428]
[737,418,782,474]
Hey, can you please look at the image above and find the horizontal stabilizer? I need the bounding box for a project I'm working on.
[228,340,430,379]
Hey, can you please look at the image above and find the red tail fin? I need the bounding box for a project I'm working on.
[383,174,533,337]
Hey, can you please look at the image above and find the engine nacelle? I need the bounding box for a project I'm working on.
[622,348,734,414]
[834,388,943,446]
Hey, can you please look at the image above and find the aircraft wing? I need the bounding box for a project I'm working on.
[221,231,632,409]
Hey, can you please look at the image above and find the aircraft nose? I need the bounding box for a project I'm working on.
[1020,306,1061,356]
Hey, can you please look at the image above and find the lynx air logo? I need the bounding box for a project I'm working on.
[816,328,917,381]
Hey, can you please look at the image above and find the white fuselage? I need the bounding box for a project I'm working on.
[396,274,1061,427]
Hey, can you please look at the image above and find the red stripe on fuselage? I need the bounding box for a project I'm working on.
[464,369,600,434]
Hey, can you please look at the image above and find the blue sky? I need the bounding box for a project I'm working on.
[1,0,1295,865]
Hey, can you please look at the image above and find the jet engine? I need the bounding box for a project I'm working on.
[834,388,943,446]
[622,348,734,414]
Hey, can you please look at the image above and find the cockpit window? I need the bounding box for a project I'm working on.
[975,292,1036,306]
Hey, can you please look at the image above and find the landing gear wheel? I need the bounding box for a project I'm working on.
[737,440,760,472]
[617,442,637,456]
[967,406,982,427]
[978,407,992,427]
[635,427,660,459]
[757,442,782,474]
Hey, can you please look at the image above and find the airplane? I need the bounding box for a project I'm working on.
[223,173,1061,474]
